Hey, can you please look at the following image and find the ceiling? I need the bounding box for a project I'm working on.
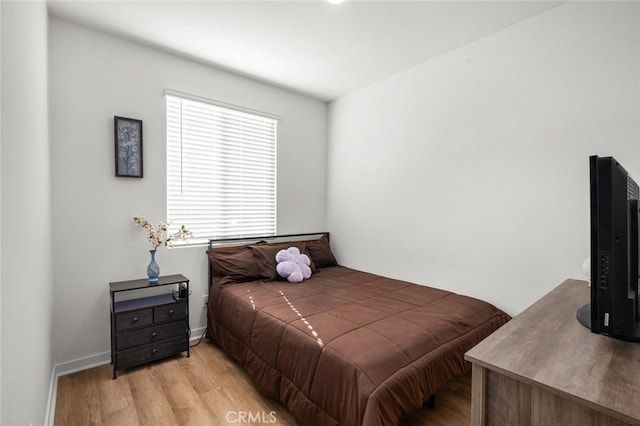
[47,1,561,101]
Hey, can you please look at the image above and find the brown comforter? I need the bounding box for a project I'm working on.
[207,266,510,425]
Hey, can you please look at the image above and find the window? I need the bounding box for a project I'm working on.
[166,91,278,246]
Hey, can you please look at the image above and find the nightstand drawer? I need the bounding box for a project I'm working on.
[116,336,188,370]
[154,302,186,322]
[116,320,188,350]
[115,309,153,331]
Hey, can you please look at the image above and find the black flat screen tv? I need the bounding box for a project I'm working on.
[577,155,640,340]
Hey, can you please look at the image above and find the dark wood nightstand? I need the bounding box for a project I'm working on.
[109,274,190,379]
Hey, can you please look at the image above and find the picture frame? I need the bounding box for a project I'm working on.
[114,116,143,178]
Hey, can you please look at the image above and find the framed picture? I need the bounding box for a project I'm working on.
[114,116,143,178]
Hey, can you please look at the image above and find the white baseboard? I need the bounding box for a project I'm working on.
[44,367,57,426]
[44,351,111,426]
[189,326,208,344]
[44,326,207,426]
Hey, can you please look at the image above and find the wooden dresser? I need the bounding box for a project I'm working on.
[109,274,190,379]
[465,279,640,426]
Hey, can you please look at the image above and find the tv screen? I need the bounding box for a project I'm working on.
[577,155,640,340]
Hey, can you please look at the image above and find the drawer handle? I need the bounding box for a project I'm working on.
[151,332,158,338]
[168,309,174,316]
[151,348,158,355]
[132,316,139,323]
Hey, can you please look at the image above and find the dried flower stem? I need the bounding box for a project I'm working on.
[133,216,191,249]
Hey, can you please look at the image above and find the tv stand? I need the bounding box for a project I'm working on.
[576,302,640,341]
[466,280,640,425]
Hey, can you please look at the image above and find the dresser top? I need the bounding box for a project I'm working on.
[465,279,640,423]
[109,274,189,293]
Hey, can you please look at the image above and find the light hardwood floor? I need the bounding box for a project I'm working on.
[55,341,471,426]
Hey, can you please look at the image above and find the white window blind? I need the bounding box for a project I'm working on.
[166,92,277,246]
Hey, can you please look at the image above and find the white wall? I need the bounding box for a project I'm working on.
[0,2,3,422]
[327,2,640,316]
[1,1,53,424]
[49,18,327,365]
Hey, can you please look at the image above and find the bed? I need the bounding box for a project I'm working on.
[206,233,510,425]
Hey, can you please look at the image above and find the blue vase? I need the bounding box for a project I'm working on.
[147,249,160,283]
